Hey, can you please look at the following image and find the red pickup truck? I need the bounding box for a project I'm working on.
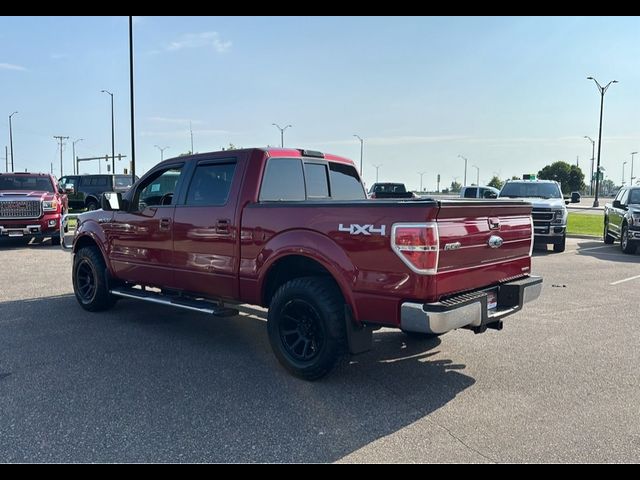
[65,148,541,380]
[0,172,67,244]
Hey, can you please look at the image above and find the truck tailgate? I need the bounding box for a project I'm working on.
[435,200,533,298]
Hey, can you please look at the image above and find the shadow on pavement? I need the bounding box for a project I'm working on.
[0,236,59,250]
[0,294,474,463]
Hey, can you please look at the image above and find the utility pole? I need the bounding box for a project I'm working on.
[631,151,638,186]
[9,111,17,172]
[101,90,115,174]
[353,134,364,178]
[472,165,480,187]
[622,161,627,186]
[584,136,596,195]
[190,121,194,153]
[576,155,579,167]
[72,139,83,175]
[129,15,136,184]
[272,123,292,148]
[437,173,441,193]
[53,136,69,178]
[458,155,468,186]
[418,171,426,192]
[587,76,617,207]
[3,146,7,172]
[372,164,382,183]
[155,145,170,161]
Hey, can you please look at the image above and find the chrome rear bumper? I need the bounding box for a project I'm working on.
[401,275,543,335]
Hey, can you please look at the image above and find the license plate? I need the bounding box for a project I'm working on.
[486,289,498,311]
[8,231,24,237]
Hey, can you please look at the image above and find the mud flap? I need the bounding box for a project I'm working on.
[344,306,373,354]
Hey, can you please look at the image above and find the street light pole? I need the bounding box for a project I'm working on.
[72,138,83,175]
[587,76,617,207]
[472,165,480,187]
[9,111,17,172]
[101,90,115,173]
[418,171,426,192]
[155,145,170,162]
[622,161,628,186]
[372,164,382,183]
[631,151,638,186]
[272,123,292,148]
[584,136,595,195]
[353,134,364,178]
[458,155,468,186]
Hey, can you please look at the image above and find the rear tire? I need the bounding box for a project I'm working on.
[86,201,99,211]
[621,224,637,254]
[604,221,615,244]
[553,234,566,253]
[73,246,117,311]
[267,277,347,381]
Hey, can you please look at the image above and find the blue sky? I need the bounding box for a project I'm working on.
[1,16,640,190]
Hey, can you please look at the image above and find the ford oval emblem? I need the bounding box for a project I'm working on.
[488,235,504,248]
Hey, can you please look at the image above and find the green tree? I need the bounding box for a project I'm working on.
[511,175,520,180]
[487,175,504,189]
[538,161,585,194]
[450,181,461,193]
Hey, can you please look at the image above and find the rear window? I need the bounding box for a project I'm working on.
[500,182,562,199]
[373,183,406,193]
[463,187,477,198]
[186,162,236,206]
[115,176,135,188]
[304,163,329,198]
[260,158,306,201]
[0,175,53,192]
[330,163,365,200]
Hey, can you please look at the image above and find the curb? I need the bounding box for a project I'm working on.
[566,234,602,240]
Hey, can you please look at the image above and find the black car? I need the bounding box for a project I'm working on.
[58,174,138,211]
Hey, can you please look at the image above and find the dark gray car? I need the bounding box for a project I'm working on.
[604,186,640,254]
[58,174,138,211]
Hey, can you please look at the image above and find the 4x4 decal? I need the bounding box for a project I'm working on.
[338,224,386,236]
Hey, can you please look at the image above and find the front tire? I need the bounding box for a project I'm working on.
[620,224,637,254]
[604,221,615,244]
[553,234,566,253]
[86,201,99,211]
[267,277,347,381]
[73,246,117,311]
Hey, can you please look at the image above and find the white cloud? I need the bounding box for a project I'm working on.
[311,135,469,147]
[139,129,232,138]
[147,117,204,125]
[166,32,231,53]
[0,63,27,71]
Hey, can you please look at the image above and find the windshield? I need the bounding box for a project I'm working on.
[499,182,562,199]
[114,175,136,188]
[371,183,406,193]
[0,175,54,193]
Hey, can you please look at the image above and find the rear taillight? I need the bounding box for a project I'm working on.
[391,222,439,274]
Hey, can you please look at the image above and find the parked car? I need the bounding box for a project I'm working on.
[0,172,67,244]
[499,179,567,252]
[604,186,640,254]
[64,147,542,380]
[368,182,415,199]
[460,185,500,199]
[58,174,138,211]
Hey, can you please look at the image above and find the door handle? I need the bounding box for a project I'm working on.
[215,219,230,234]
[159,218,172,230]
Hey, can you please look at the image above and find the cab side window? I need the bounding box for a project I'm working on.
[463,187,477,198]
[133,166,183,211]
[185,162,236,206]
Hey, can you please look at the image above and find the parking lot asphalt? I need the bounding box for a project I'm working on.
[1,236,639,463]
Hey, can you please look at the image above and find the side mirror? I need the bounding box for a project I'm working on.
[65,184,75,194]
[571,192,581,203]
[484,191,498,199]
[613,200,621,209]
[101,192,123,211]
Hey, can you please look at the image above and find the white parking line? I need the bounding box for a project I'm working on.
[610,274,640,286]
